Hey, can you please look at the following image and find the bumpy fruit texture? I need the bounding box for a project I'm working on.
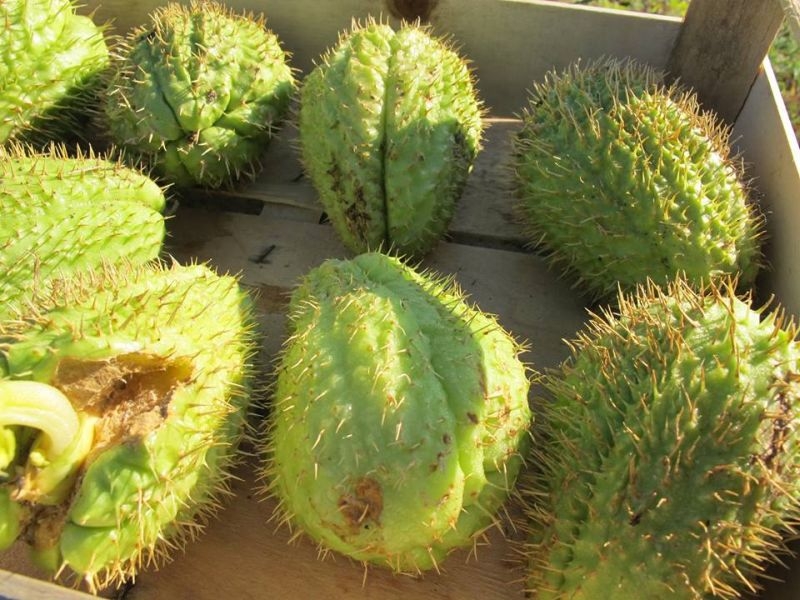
[0,262,257,592]
[104,0,295,189]
[0,0,109,146]
[266,252,530,572]
[0,146,166,320]
[524,278,800,599]
[299,21,483,257]
[513,58,762,301]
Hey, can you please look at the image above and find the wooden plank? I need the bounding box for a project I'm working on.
[161,207,591,372]
[426,0,680,114]
[0,569,95,600]
[733,66,800,320]
[666,0,785,124]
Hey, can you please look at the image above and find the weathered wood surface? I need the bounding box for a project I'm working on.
[0,570,94,600]
[733,67,800,320]
[666,0,786,124]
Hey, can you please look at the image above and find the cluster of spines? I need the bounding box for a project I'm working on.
[260,253,531,576]
[0,0,109,147]
[297,18,484,257]
[102,0,296,189]
[1,261,260,593]
[512,57,763,301]
[517,277,800,599]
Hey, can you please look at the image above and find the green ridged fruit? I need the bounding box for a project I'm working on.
[1,0,109,146]
[513,57,762,301]
[265,252,530,572]
[0,145,166,320]
[103,0,296,190]
[299,21,484,257]
[0,262,258,592]
[522,277,800,599]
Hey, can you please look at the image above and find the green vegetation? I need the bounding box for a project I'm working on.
[562,1,800,141]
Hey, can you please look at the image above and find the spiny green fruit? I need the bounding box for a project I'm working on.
[522,277,800,599]
[265,252,530,573]
[103,0,296,189]
[0,0,109,146]
[513,57,762,301]
[0,262,258,592]
[299,20,484,257]
[0,145,166,320]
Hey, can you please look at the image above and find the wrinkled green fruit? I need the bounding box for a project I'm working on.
[523,277,800,599]
[299,21,484,257]
[0,0,109,146]
[0,145,166,320]
[265,252,530,572]
[513,58,762,301]
[103,0,295,189]
[0,262,257,592]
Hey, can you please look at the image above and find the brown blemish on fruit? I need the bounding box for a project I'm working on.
[430,450,448,472]
[338,477,383,532]
[757,371,798,472]
[344,187,373,243]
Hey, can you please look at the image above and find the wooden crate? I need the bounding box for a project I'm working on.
[2,0,800,598]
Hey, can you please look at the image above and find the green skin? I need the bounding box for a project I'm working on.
[267,252,531,572]
[104,0,295,189]
[299,22,483,258]
[0,263,256,592]
[526,279,800,598]
[513,58,762,302]
[0,151,166,319]
[0,0,109,146]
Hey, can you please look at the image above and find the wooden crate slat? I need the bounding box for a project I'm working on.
[0,569,95,600]
[666,0,786,124]
[733,68,800,318]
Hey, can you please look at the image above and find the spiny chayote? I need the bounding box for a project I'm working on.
[0,262,257,592]
[0,0,109,146]
[265,252,531,573]
[523,277,800,598]
[299,20,484,257]
[0,145,166,320]
[103,0,296,189]
[513,57,762,301]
